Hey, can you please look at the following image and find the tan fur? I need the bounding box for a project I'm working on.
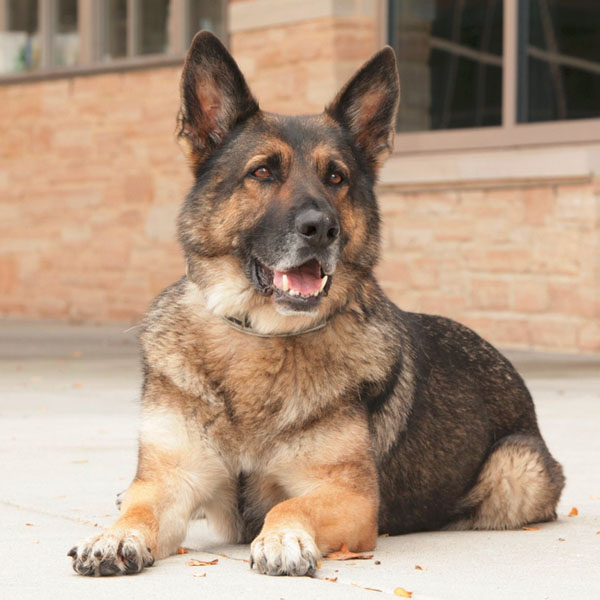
[113,504,159,551]
[86,282,392,570]
[257,486,378,554]
[447,440,562,531]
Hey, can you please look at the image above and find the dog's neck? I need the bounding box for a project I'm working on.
[221,314,331,338]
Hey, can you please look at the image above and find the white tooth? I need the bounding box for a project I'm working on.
[289,289,298,297]
[282,274,289,292]
[320,275,328,292]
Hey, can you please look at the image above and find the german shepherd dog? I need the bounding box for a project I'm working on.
[69,31,564,577]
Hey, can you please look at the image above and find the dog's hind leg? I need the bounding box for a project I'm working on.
[447,434,565,530]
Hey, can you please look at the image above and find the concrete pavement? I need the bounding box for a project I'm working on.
[1,319,599,599]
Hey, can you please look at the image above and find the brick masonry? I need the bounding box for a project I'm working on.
[0,5,598,353]
[0,66,191,322]
[376,183,600,353]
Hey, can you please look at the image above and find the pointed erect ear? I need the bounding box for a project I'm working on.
[176,31,259,171]
[326,47,400,173]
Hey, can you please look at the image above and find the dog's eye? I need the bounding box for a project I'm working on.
[252,166,271,179]
[328,171,343,185]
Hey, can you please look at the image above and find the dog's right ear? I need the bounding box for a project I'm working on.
[176,31,259,171]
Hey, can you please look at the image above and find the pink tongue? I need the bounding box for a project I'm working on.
[273,261,322,295]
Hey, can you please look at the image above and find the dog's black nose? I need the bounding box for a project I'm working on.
[295,208,340,248]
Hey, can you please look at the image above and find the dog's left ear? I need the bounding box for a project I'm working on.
[177,31,259,171]
[326,47,400,173]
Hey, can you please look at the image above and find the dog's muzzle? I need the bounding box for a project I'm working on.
[252,257,334,311]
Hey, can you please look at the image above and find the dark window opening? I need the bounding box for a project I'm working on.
[389,0,503,132]
[518,0,600,123]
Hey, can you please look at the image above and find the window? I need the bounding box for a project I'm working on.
[102,0,127,61]
[388,0,600,149]
[519,0,600,123]
[1,0,40,73]
[54,0,79,67]
[389,0,503,132]
[0,0,226,77]
[138,0,170,56]
[188,0,225,45]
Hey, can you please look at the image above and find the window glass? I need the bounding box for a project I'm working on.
[54,0,79,67]
[518,0,600,123]
[139,0,171,55]
[101,0,127,61]
[188,0,225,44]
[0,0,40,73]
[389,0,503,131]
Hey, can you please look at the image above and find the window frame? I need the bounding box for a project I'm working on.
[0,0,227,84]
[384,0,600,154]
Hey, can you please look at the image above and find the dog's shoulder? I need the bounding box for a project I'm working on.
[139,276,215,395]
[142,276,193,347]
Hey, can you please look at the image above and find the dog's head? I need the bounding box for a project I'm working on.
[177,31,399,334]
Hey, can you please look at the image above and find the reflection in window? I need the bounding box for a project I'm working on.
[101,0,127,61]
[188,0,225,43]
[389,0,503,131]
[139,0,170,55]
[0,0,39,73]
[518,0,600,123]
[54,0,79,67]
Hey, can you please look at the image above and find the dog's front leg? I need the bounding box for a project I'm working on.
[69,404,229,576]
[250,485,378,576]
[250,444,379,576]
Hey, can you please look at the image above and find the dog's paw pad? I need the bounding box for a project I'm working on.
[250,528,320,576]
[69,531,154,576]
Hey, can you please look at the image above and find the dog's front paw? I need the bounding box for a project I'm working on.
[68,530,154,576]
[250,528,321,576]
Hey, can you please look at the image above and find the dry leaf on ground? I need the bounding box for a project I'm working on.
[192,572,206,578]
[394,587,413,597]
[326,543,374,561]
[320,576,338,582]
[352,583,382,592]
[218,553,249,563]
[522,526,540,531]
[568,507,579,517]
[177,547,189,554]
[415,564,425,570]
[187,559,218,566]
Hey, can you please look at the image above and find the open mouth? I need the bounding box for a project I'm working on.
[253,258,333,309]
